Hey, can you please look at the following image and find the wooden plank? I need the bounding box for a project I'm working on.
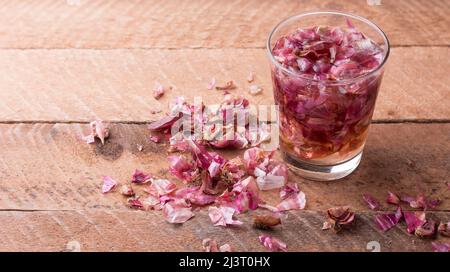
[0,209,448,252]
[0,48,448,122]
[0,0,448,49]
[0,123,448,211]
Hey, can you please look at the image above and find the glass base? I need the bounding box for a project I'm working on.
[283,151,362,181]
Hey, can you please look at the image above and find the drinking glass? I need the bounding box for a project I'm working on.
[267,11,390,180]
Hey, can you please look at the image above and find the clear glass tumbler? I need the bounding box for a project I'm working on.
[267,11,390,181]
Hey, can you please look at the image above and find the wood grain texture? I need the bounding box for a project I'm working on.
[0,123,448,212]
[0,0,448,49]
[0,210,448,252]
[1,0,448,253]
[0,47,448,122]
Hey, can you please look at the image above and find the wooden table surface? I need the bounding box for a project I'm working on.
[0,0,449,252]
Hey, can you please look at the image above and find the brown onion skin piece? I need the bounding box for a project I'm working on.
[202,238,219,252]
[326,206,355,232]
[120,184,135,197]
[438,222,450,237]
[127,198,143,209]
[215,81,236,91]
[200,171,228,195]
[327,206,355,225]
[415,219,437,239]
[253,215,282,230]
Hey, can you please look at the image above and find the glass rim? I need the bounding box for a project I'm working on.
[266,11,390,85]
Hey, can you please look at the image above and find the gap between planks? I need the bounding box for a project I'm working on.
[0,119,449,125]
[0,0,448,49]
[0,210,448,252]
[2,208,450,213]
[0,45,448,50]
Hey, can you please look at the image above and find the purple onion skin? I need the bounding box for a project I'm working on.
[272,69,383,164]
